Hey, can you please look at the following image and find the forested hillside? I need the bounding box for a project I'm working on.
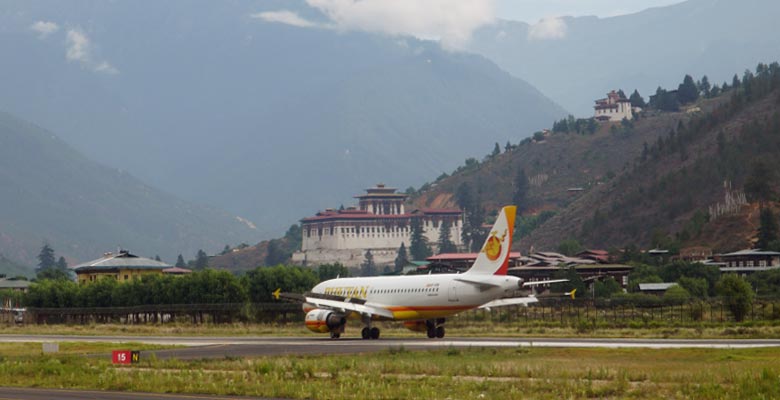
[413,63,780,253]
[0,111,259,265]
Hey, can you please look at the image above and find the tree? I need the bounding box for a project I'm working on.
[557,239,583,257]
[551,267,587,297]
[437,220,457,254]
[700,75,711,98]
[220,245,232,255]
[716,274,754,321]
[265,239,288,266]
[505,141,512,152]
[360,249,377,276]
[512,167,530,212]
[663,285,690,305]
[678,276,708,298]
[757,208,779,250]
[55,256,68,273]
[154,255,162,261]
[175,254,186,268]
[491,142,501,158]
[194,249,209,270]
[677,74,699,104]
[394,243,409,272]
[37,243,56,272]
[317,263,350,281]
[409,217,432,260]
[744,160,776,204]
[629,89,645,108]
[732,74,741,89]
[594,277,622,298]
[36,267,69,281]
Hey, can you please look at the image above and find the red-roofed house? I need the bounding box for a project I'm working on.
[594,90,633,121]
[292,184,463,268]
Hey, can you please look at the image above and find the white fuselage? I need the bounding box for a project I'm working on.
[306,273,521,321]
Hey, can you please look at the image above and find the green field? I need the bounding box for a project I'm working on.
[3,320,780,339]
[1,343,779,399]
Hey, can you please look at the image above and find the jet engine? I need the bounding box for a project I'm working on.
[304,309,346,333]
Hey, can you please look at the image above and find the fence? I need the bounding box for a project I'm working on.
[16,298,780,326]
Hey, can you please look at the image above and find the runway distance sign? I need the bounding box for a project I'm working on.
[111,350,140,364]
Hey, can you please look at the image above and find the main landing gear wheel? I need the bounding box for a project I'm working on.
[426,327,436,339]
[435,326,445,338]
[330,332,340,339]
[361,326,381,339]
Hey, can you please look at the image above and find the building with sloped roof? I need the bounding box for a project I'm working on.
[292,184,462,268]
[716,249,780,274]
[72,250,172,284]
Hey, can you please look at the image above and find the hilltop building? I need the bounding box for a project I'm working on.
[72,250,176,284]
[594,90,634,121]
[291,184,463,268]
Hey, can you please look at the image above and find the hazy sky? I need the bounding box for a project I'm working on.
[495,0,686,23]
[256,0,689,48]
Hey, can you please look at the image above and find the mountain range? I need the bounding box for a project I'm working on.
[468,0,780,115]
[0,111,259,269]
[0,0,566,242]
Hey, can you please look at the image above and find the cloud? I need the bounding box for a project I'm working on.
[250,10,320,28]
[254,0,495,49]
[30,21,59,38]
[65,29,119,74]
[528,17,567,40]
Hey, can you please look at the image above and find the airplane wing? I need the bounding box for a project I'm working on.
[304,297,395,319]
[521,279,568,287]
[478,296,538,310]
[275,290,395,319]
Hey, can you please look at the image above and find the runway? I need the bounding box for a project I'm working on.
[3,334,780,359]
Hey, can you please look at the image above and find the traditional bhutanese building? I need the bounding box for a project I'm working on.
[73,250,174,284]
[594,90,633,121]
[291,184,463,268]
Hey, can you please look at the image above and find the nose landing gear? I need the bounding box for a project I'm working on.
[425,318,446,339]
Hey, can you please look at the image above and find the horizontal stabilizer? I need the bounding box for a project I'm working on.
[522,279,568,287]
[478,296,538,310]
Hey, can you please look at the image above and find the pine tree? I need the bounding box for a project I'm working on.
[437,220,457,254]
[491,142,501,157]
[757,208,779,250]
[744,160,776,204]
[394,243,409,272]
[677,74,699,104]
[36,243,56,272]
[154,255,162,261]
[629,89,646,108]
[56,256,68,271]
[512,167,530,212]
[360,249,376,276]
[732,74,741,89]
[175,254,186,268]
[700,75,711,98]
[194,249,209,270]
[409,217,432,260]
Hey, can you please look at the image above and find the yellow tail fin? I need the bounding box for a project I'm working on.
[568,289,576,300]
[272,288,281,300]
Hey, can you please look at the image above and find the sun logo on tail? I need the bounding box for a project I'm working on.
[483,229,507,261]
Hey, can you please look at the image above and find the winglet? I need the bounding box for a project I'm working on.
[566,289,576,300]
[272,288,281,300]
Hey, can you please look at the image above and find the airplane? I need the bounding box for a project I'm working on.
[275,205,568,339]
